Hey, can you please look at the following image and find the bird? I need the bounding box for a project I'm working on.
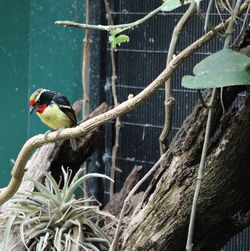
[29,88,77,150]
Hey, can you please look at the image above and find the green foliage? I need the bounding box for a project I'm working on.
[182,49,250,89]
[108,0,199,49]
[109,29,130,49]
[161,0,195,11]
[2,168,114,250]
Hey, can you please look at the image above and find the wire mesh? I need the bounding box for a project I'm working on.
[103,1,224,192]
[89,0,250,249]
[222,227,250,251]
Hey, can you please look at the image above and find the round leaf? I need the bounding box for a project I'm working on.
[182,49,250,89]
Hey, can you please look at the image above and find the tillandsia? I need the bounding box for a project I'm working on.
[1,168,115,251]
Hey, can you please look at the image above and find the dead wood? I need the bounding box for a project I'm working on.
[104,165,143,217]
[102,165,144,240]
[117,87,250,251]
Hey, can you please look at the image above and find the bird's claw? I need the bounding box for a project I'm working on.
[44,130,52,139]
[56,128,63,137]
[44,128,63,140]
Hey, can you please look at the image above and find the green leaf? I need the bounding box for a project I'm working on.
[182,49,250,89]
[115,34,130,45]
[41,169,62,201]
[65,173,114,202]
[109,33,130,49]
[161,0,195,11]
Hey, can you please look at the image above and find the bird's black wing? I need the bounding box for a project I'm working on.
[52,94,77,127]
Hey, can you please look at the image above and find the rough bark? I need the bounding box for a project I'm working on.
[118,87,250,251]
[104,165,144,217]
[102,165,144,240]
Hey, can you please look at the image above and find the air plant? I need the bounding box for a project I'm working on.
[2,168,114,251]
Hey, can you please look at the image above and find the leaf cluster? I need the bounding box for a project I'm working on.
[1,168,114,251]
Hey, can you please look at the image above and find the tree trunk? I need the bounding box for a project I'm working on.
[118,87,250,251]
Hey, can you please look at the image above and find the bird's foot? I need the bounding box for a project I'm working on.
[55,128,63,138]
[44,129,56,139]
[44,128,64,140]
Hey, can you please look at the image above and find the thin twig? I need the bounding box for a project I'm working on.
[82,0,91,118]
[197,90,212,109]
[103,0,121,200]
[110,101,121,200]
[185,0,242,250]
[225,0,234,12]
[217,0,233,15]
[109,154,166,251]
[204,0,214,31]
[220,87,226,117]
[196,7,226,39]
[224,0,241,48]
[220,0,242,120]
[185,88,217,251]
[0,3,248,206]
[82,0,91,200]
[159,3,196,155]
[231,2,250,47]
[215,0,225,23]
[55,4,163,32]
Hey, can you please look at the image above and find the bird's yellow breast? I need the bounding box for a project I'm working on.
[37,104,72,129]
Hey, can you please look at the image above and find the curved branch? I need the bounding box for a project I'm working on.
[0,2,248,206]
[159,2,196,155]
[55,4,163,32]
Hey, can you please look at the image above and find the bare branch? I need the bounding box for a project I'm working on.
[82,0,91,118]
[159,2,196,155]
[55,4,163,32]
[81,0,91,200]
[103,0,121,200]
[185,88,218,251]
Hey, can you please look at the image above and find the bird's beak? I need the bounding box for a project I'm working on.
[29,106,36,114]
[29,103,39,114]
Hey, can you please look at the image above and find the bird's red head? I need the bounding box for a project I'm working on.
[29,88,47,114]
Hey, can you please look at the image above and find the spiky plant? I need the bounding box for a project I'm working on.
[2,168,114,250]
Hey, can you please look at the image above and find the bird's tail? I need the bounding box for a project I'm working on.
[70,138,78,151]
